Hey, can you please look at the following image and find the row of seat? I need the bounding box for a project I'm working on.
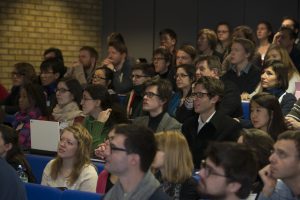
[25,183,103,200]
[25,154,105,184]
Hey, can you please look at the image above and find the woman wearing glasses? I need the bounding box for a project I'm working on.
[168,64,196,123]
[152,130,199,200]
[51,77,85,128]
[41,124,97,192]
[0,62,36,117]
[81,84,128,152]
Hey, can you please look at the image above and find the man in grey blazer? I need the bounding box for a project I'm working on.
[133,78,181,133]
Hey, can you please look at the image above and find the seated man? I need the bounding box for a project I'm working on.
[103,124,170,200]
[195,55,243,118]
[182,76,242,168]
[65,46,98,86]
[133,78,181,133]
[258,130,300,199]
[197,142,258,200]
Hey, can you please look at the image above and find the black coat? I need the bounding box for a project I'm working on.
[182,111,242,168]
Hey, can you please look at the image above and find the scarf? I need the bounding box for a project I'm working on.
[52,102,84,125]
[104,170,160,200]
[263,87,285,99]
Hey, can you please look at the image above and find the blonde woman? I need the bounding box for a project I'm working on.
[41,124,97,192]
[152,130,199,200]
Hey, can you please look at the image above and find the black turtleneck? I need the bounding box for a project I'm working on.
[148,112,165,132]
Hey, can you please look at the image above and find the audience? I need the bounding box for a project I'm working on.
[215,21,232,58]
[195,55,243,118]
[258,130,300,199]
[222,38,261,96]
[103,124,170,200]
[65,46,98,86]
[168,64,196,123]
[41,124,98,192]
[250,93,287,140]
[182,76,242,168]
[237,128,274,198]
[51,77,85,127]
[12,83,48,150]
[152,130,199,199]
[125,63,155,119]
[133,78,181,133]
[0,62,37,116]
[159,28,177,65]
[175,44,196,66]
[0,124,35,182]
[256,21,273,60]
[285,98,300,130]
[197,142,258,200]
[81,84,128,151]
[260,60,296,115]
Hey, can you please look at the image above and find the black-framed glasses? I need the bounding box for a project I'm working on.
[201,160,230,178]
[131,74,149,79]
[174,74,189,79]
[191,92,209,98]
[11,72,24,77]
[93,76,107,80]
[143,91,161,98]
[55,88,70,93]
[109,142,128,154]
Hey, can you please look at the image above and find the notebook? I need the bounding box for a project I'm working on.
[30,120,60,156]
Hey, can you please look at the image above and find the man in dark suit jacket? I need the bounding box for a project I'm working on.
[182,76,242,168]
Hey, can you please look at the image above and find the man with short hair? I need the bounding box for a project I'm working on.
[133,78,181,133]
[195,55,242,118]
[258,130,300,199]
[101,41,133,94]
[182,76,241,168]
[103,124,170,200]
[197,142,258,200]
[65,46,98,85]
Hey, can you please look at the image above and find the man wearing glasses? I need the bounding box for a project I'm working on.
[133,78,181,133]
[103,124,170,200]
[182,76,241,169]
[197,142,258,200]
[258,131,300,200]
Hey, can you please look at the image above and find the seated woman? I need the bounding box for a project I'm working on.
[0,62,37,116]
[41,124,97,192]
[51,77,85,128]
[256,21,273,61]
[0,124,35,182]
[81,85,128,151]
[152,130,199,200]
[168,64,196,123]
[250,92,287,140]
[12,83,48,150]
[259,60,296,115]
[176,44,197,66]
[237,128,274,199]
[125,63,155,119]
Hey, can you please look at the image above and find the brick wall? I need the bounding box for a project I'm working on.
[0,0,102,90]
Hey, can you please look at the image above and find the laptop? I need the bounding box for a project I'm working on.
[30,120,60,156]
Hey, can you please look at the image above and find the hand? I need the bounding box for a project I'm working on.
[71,60,82,68]
[101,58,114,71]
[241,92,250,101]
[285,117,300,130]
[97,108,112,123]
[259,165,277,197]
[94,142,108,159]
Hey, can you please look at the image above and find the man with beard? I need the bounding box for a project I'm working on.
[66,46,98,86]
[258,130,300,199]
[197,142,258,200]
[101,41,133,94]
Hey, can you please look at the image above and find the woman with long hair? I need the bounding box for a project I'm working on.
[152,130,199,200]
[250,92,287,140]
[41,124,97,192]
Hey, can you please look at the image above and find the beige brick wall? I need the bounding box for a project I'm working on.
[0,0,102,90]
